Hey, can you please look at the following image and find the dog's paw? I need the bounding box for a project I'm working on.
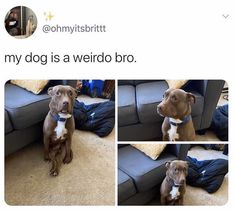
[63,150,73,164]
[63,155,72,164]
[50,169,58,177]
[44,156,51,162]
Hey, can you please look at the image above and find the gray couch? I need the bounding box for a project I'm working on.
[118,80,225,141]
[118,144,190,205]
[5,80,77,156]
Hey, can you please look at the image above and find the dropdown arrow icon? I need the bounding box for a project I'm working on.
[222,14,229,19]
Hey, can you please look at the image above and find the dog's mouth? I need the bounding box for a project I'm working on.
[173,181,185,187]
[61,109,68,114]
[157,108,165,117]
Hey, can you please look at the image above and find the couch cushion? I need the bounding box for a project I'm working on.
[118,145,177,192]
[11,80,49,94]
[118,85,139,126]
[131,144,167,160]
[5,110,13,134]
[136,81,168,124]
[5,83,51,130]
[118,169,136,203]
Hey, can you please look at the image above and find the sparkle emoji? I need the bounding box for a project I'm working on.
[44,12,54,21]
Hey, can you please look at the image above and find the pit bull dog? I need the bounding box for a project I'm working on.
[43,85,77,176]
[157,88,196,141]
[160,160,188,205]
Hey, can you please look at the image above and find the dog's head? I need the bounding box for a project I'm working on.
[157,88,195,119]
[165,160,188,186]
[48,85,77,114]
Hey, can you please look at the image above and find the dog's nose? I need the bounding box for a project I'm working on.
[63,101,69,106]
[157,105,162,112]
[180,179,185,184]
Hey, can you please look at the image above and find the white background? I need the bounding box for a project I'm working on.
[0,0,234,211]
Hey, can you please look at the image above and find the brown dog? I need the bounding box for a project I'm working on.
[157,88,196,141]
[160,160,188,205]
[43,85,77,176]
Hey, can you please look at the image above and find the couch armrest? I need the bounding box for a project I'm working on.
[166,144,190,160]
[184,80,225,129]
[200,80,225,129]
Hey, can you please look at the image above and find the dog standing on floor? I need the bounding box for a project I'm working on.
[157,88,196,141]
[43,85,77,176]
[160,160,188,205]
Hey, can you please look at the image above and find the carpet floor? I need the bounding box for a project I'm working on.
[5,96,115,205]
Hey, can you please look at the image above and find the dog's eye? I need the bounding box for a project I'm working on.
[68,90,73,96]
[175,168,178,173]
[56,91,61,96]
[171,95,177,102]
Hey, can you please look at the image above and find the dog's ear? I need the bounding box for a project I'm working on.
[184,161,189,176]
[73,88,78,99]
[165,161,171,169]
[183,161,189,168]
[48,87,54,96]
[69,87,77,99]
[186,92,196,104]
[164,88,174,98]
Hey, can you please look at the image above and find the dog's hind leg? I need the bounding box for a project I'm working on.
[178,197,184,205]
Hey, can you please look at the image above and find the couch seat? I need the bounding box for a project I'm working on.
[118,169,136,203]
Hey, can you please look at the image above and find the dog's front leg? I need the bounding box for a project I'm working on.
[162,133,169,141]
[161,195,167,205]
[63,135,73,164]
[43,135,50,161]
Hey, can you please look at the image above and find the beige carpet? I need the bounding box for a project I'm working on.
[5,96,115,205]
[184,146,228,205]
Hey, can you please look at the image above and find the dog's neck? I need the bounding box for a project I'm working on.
[167,116,191,141]
[50,112,72,139]
[169,115,191,127]
[50,112,72,122]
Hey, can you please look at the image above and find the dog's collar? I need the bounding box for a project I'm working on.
[173,183,181,188]
[50,112,72,122]
[169,115,191,127]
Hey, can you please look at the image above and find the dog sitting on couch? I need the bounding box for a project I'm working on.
[160,160,188,205]
[43,85,77,176]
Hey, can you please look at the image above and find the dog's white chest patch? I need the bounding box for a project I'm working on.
[168,118,182,141]
[170,186,180,199]
[54,113,71,139]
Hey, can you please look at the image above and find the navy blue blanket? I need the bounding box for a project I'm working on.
[186,156,228,193]
[73,100,115,137]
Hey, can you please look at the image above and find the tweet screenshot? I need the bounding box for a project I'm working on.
[1,0,233,210]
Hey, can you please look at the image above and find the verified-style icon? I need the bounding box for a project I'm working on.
[44,11,54,21]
